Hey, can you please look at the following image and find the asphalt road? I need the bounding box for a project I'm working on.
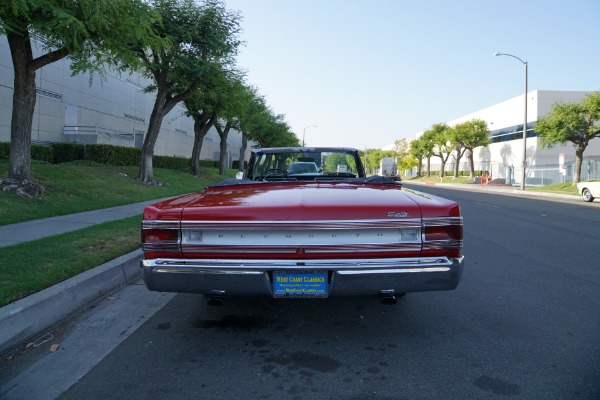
[3,185,600,400]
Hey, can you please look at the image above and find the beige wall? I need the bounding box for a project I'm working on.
[0,37,252,167]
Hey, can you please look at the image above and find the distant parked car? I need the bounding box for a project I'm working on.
[288,161,319,175]
[577,181,600,202]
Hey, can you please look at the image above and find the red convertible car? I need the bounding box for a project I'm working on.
[141,147,464,304]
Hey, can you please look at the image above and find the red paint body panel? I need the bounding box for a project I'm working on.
[168,182,457,221]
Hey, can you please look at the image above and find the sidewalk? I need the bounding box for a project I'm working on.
[0,197,171,355]
[0,197,172,248]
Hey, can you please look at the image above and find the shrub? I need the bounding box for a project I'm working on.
[52,143,85,163]
[0,142,8,159]
[199,160,219,168]
[86,144,140,166]
[31,144,54,163]
[232,160,247,170]
[154,155,189,170]
[0,142,54,163]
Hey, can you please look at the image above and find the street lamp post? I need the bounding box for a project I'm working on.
[302,125,317,146]
[494,51,528,190]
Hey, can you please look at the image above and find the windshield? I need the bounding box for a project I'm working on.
[248,148,365,181]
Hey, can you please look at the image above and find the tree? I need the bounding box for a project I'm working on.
[183,64,239,177]
[393,139,411,159]
[449,128,467,178]
[252,113,299,148]
[213,77,248,175]
[235,86,269,171]
[361,149,396,176]
[424,123,453,177]
[132,0,241,184]
[452,119,490,179]
[0,0,160,196]
[411,134,435,177]
[392,138,415,178]
[535,92,600,184]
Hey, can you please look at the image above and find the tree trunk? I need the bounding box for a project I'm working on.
[467,148,475,179]
[417,158,422,177]
[426,156,431,177]
[190,119,205,177]
[6,31,37,183]
[215,122,231,176]
[238,131,248,172]
[574,145,585,184]
[139,72,201,184]
[140,87,169,184]
[190,114,215,176]
[454,150,462,178]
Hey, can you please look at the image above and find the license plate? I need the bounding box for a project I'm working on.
[273,271,328,298]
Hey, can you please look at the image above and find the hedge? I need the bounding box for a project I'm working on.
[154,155,189,170]
[0,141,227,171]
[0,142,54,163]
[86,144,140,166]
[0,142,8,159]
[52,142,85,163]
[232,160,247,170]
[30,145,54,163]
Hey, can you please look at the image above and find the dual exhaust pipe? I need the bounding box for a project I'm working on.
[206,290,403,305]
[378,289,398,305]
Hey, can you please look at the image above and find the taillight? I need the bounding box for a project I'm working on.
[422,217,463,257]
[142,221,180,253]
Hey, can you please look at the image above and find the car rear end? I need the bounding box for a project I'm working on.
[141,183,464,302]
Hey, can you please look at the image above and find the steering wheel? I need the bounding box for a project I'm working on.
[262,168,289,181]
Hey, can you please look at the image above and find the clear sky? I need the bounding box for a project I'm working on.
[224,0,600,149]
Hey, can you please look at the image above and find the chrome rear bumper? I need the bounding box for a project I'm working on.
[141,256,464,297]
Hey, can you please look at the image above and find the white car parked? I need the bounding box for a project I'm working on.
[577,181,600,202]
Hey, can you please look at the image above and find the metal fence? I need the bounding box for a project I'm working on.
[408,156,600,186]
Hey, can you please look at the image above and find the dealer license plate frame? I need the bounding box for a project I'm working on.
[272,270,329,298]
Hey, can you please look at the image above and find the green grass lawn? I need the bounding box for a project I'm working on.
[0,160,236,225]
[0,160,236,306]
[0,216,141,306]
[526,181,580,195]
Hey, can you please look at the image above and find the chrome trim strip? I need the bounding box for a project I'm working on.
[422,217,463,227]
[181,243,421,254]
[142,220,180,230]
[142,243,180,252]
[422,240,463,250]
[142,256,459,271]
[337,267,450,275]
[146,218,464,230]
[179,219,422,230]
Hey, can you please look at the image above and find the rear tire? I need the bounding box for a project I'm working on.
[582,188,594,202]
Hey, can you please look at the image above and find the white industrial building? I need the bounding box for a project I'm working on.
[416,90,600,185]
[0,36,251,167]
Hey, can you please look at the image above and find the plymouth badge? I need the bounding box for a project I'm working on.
[387,211,409,218]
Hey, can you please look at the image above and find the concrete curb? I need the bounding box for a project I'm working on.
[0,249,143,356]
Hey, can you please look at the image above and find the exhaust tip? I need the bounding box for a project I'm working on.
[207,298,225,306]
[380,295,397,305]
[379,289,397,305]
[206,290,225,306]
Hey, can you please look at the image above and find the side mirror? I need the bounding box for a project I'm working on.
[235,171,244,180]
